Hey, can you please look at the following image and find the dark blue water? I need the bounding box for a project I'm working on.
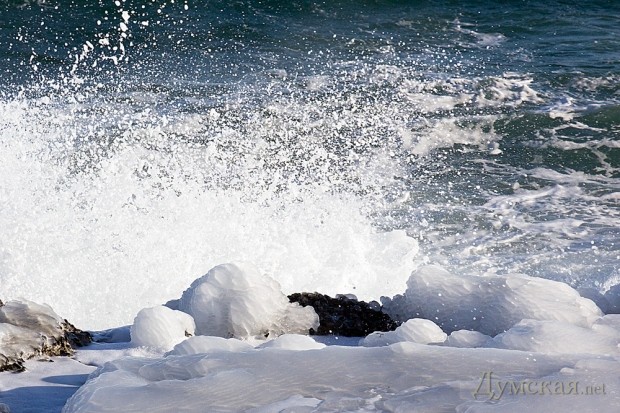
[1,0,619,326]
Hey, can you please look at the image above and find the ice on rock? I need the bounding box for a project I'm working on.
[383,265,603,335]
[361,318,447,347]
[0,299,75,371]
[176,263,319,339]
[130,306,195,351]
[167,336,253,356]
[0,323,43,370]
[0,299,63,337]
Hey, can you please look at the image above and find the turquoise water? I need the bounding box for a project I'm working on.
[0,0,618,326]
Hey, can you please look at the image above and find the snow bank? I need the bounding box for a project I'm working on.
[361,318,447,346]
[383,265,603,335]
[130,306,196,351]
[64,341,620,413]
[175,263,319,339]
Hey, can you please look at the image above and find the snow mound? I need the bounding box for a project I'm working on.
[257,334,326,350]
[383,265,603,335]
[361,318,447,347]
[130,306,196,351]
[176,263,319,339]
[444,330,491,348]
[168,336,253,356]
[492,316,620,355]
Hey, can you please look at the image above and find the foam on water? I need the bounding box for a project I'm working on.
[2,54,618,329]
[2,0,619,332]
[0,91,424,329]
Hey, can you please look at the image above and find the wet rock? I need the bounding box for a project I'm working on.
[288,292,399,336]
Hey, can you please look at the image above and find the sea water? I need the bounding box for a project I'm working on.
[0,0,618,329]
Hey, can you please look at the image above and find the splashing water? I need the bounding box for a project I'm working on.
[1,0,619,328]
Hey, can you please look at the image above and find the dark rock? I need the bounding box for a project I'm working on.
[62,320,92,348]
[288,292,399,336]
[0,356,25,373]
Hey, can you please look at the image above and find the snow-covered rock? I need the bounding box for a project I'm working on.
[361,318,447,347]
[383,265,603,335]
[130,306,196,351]
[175,263,319,339]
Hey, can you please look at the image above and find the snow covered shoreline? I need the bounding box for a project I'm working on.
[2,262,619,412]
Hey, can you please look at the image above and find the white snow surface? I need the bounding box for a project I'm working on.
[360,318,447,346]
[167,335,254,356]
[61,341,620,413]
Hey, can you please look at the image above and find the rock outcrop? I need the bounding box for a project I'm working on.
[288,292,399,336]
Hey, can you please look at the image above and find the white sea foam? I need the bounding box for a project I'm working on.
[454,20,507,48]
[0,97,420,329]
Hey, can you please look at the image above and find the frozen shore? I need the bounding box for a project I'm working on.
[1,263,619,412]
